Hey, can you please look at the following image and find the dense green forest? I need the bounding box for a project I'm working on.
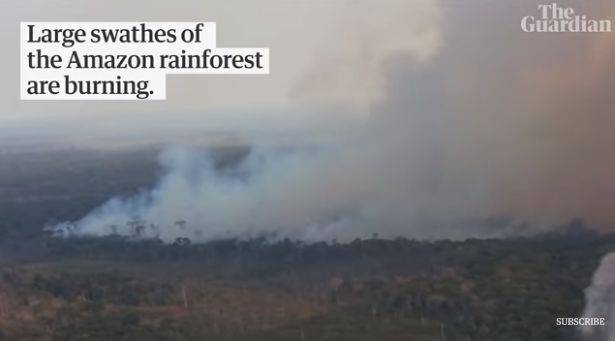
[0,228,609,340]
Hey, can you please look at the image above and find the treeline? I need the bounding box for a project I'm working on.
[38,224,612,280]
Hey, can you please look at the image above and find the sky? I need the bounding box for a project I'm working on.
[2,0,441,145]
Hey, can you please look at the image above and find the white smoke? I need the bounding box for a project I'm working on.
[49,131,492,243]
[582,253,615,341]
[48,0,615,242]
[49,0,484,243]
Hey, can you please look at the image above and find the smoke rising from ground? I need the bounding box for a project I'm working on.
[52,1,615,242]
[50,138,492,242]
[582,252,615,340]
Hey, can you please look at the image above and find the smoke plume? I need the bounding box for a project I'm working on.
[582,252,615,340]
[50,0,615,242]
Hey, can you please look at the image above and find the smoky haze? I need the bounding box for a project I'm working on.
[10,0,615,241]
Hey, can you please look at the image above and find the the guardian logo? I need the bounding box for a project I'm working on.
[521,3,612,33]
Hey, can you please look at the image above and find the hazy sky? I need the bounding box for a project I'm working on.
[2,0,440,145]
